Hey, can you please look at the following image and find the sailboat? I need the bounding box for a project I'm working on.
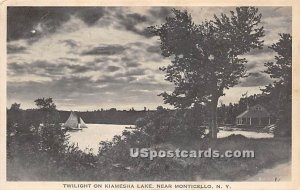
[63,111,87,131]
[79,117,87,128]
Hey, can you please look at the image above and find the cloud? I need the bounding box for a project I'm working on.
[243,46,276,73]
[259,7,292,46]
[119,42,165,68]
[7,7,72,41]
[82,45,125,56]
[125,68,146,76]
[115,12,148,36]
[7,44,27,54]
[245,62,260,71]
[246,46,274,56]
[7,74,172,110]
[6,6,291,110]
[59,39,80,48]
[147,7,173,22]
[8,61,65,77]
[106,66,120,72]
[8,60,98,78]
[7,76,100,101]
[124,61,141,68]
[238,72,273,87]
[58,57,80,62]
[146,44,161,54]
[7,7,156,43]
[99,8,158,37]
[75,7,106,26]
[7,7,112,41]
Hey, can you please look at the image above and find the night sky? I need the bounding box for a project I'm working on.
[7,7,292,111]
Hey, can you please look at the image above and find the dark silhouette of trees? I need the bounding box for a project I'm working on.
[225,103,239,124]
[264,34,292,84]
[149,7,264,138]
[34,97,56,110]
[7,98,99,180]
[263,33,292,137]
[34,97,59,124]
[10,103,21,111]
[7,103,22,125]
[109,108,117,112]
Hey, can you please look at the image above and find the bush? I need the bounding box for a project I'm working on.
[7,102,99,181]
[96,107,206,180]
[134,107,206,144]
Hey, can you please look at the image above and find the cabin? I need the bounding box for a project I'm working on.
[236,104,271,127]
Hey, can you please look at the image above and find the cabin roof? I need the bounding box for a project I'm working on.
[236,104,270,118]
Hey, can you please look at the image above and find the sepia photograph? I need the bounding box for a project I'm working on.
[4,4,294,185]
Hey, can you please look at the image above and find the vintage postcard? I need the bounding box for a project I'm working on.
[0,0,299,190]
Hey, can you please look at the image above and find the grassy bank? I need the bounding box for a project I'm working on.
[182,135,291,181]
[102,135,291,181]
[7,132,291,181]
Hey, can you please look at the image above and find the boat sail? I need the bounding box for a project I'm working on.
[79,117,87,128]
[63,111,82,131]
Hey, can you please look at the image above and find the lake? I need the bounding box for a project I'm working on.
[217,130,273,139]
[67,124,273,155]
[67,124,131,154]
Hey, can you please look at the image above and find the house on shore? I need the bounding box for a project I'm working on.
[236,104,271,127]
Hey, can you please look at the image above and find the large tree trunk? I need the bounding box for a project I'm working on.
[210,95,219,139]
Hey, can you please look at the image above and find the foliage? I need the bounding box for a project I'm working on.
[99,106,206,152]
[10,102,21,111]
[33,97,60,124]
[148,7,264,138]
[264,33,292,84]
[263,34,292,137]
[7,99,99,181]
[34,97,56,110]
[98,131,291,181]
[97,106,206,180]
[7,97,291,181]
[134,107,206,144]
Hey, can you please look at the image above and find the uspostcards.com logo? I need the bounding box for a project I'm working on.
[130,148,255,160]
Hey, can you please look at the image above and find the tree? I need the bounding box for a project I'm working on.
[7,103,22,137]
[149,7,264,138]
[263,33,292,137]
[34,97,56,110]
[10,102,21,111]
[264,34,292,85]
[34,97,59,124]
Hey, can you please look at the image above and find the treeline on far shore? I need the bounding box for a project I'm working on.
[7,108,154,125]
[59,109,153,125]
[7,91,281,126]
[6,90,283,126]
